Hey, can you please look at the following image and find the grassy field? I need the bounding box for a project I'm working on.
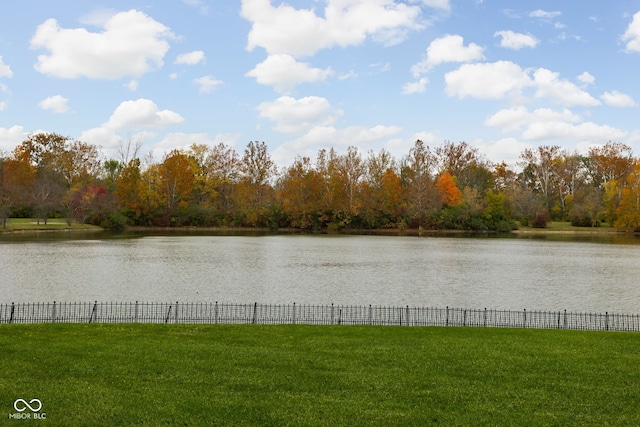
[515,221,616,233]
[1,324,639,426]
[1,218,102,232]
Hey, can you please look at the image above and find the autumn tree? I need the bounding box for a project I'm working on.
[12,133,71,224]
[518,145,562,218]
[335,146,365,220]
[436,171,462,206]
[586,142,633,189]
[586,142,633,224]
[402,139,437,226]
[361,149,402,227]
[204,143,241,217]
[436,141,492,194]
[278,156,324,229]
[115,158,144,224]
[159,150,195,222]
[238,141,277,226]
[614,162,640,230]
[0,155,32,228]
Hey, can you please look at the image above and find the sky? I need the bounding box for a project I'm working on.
[1,0,640,169]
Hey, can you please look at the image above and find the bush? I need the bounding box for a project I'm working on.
[100,212,128,231]
[531,210,550,228]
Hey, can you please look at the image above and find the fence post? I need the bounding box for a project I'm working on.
[331,304,334,325]
[89,301,97,323]
[292,302,296,325]
[214,302,219,324]
[446,306,449,327]
[564,309,567,329]
[368,305,372,326]
[135,301,139,323]
[165,304,172,324]
[463,309,467,327]
[483,308,487,328]
[51,301,57,323]
[252,302,258,324]
[175,301,179,324]
[406,305,410,326]
[9,303,15,324]
[605,312,609,331]
[523,309,527,329]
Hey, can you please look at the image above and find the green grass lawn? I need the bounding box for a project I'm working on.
[1,324,639,426]
[516,221,615,233]
[2,218,102,232]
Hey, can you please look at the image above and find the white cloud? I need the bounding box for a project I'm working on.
[257,96,342,133]
[38,95,69,113]
[241,0,424,57]
[246,54,333,93]
[30,10,174,79]
[485,106,626,143]
[529,9,561,19]
[182,0,210,15]
[79,100,184,156]
[402,77,429,94]
[271,124,402,166]
[0,125,25,152]
[369,62,391,74]
[78,127,122,150]
[126,80,139,91]
[445,61,533,99]
[385,132,441,156]
[193,75,223,93]
[622,11,640,53]
[0,56,12,78]
[474,137,533,166]
[414,0,451,11]
[533,68,600,107]
[494,30,538,49]
[0,83,9,110]
[486,106,581,133]
[105,99,184,130]
[175,50,205,65]
[78,8,119,26]
[600,90,637,108]
[411,35,484,77]
[338,70,358,80]
[577,71,595,86]
[522,120,626,142]
[154,132,241,156]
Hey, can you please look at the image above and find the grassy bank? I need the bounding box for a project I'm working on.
[1,324,639,426]
[1,218,102,233]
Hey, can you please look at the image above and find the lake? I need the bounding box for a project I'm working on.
[1,232,640,313]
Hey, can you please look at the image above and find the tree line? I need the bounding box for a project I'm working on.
[1,132,640,231]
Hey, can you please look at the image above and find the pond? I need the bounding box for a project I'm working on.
[1,232,639,313]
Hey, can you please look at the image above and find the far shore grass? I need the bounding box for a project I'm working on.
[1,218,102,232]
[1,324,639,426]
[1,217,629,236]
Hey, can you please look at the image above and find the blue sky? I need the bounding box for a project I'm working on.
[1,0,640,168]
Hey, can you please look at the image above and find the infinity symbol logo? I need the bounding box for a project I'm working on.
[13,399,42,412]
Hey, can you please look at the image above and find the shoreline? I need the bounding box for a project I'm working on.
[1,222,635,236]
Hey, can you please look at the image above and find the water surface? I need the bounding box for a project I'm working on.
[1,233,639,313]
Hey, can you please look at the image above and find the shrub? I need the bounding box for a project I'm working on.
[531,210,550,228]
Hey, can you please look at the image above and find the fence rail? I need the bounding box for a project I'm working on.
[1,302,639,332]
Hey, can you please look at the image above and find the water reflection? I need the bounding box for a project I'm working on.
[1,232,639,313]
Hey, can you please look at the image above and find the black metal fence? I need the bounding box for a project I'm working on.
[1,301,639,332]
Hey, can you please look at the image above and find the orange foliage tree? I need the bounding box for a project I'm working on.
[436,171,462,206]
